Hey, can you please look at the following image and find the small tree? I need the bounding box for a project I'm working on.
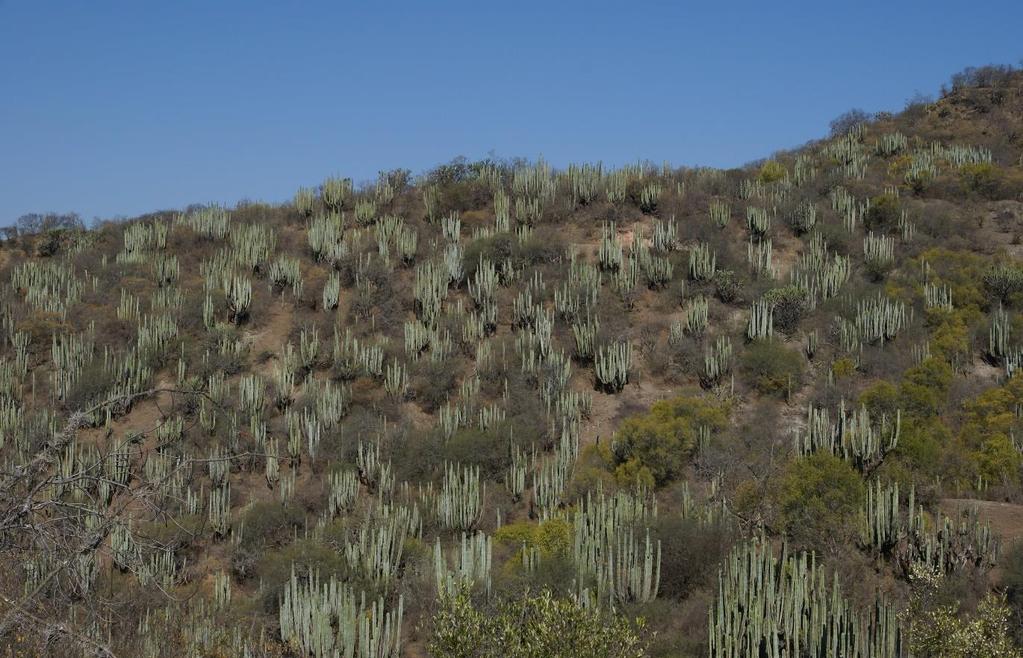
[774,453,863,551]
[610,394,730,487]
[15,211,84,235]
[829,108,871,137]
[864,194,901,232]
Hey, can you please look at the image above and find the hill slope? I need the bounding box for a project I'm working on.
[3,64,1023,656]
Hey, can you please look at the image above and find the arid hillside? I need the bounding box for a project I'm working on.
[3,64,1023,657]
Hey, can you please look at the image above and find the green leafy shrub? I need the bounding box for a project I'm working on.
[441,425,510,479]
[494,518,572,558]
[959,162,1003,199]
[740,339,804,397]
[774,453,864,550]
[898,357,953,418]
[864,193,901,232]
[903,567,1022,658]
[413,358,462,412]
[428,587,646,658]
[757,160,787,183]
[611,394,730,487]
[713,269,742,304]
[957,375,1023,484]
[239,500,305,550]
[762,285,809,334]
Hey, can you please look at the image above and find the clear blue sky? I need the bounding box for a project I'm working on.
[1,1,1021,224]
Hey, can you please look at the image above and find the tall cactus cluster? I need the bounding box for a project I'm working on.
[988,304,1014,362]
[671,296,709,343]
[859,480,999,576]
[746,298,774,341]
[795,401,901,473]
[595,340,632,392]
[688,242,717,281]
[702,336,733,388]
[437,462,484,531]
[709,199,731,228]
[788,199,818,234]
[434,532,493,596]
[854,293,907,346]
[747,237,775,278]
[745,205,773,238]
[573,489,661,605]
[279,568,403,658]
[709,538,903,658]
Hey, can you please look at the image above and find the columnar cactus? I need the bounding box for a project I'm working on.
[493,188,511,231]
[343,512,409,588]
[745,205,773,238]
[594,341,631,393]
[208,483,231,537]
[278,568,403,658]
[321,176,353,212]
[383,358,408,400]
[688,242,717,282]
[709,199,731,228]
[794,400,900,473]
[859,479,913,554]
[310,212,348,265]
[572,314,600,362]
[746,298,774,341]
[328,469,359,517]
[598,223,624,272]
[670,296,709,343]
[224,273,252,324]
[788,199,818,234]
[572,489,660,605]
[988,304,1012,361]
[876,131,908,156]
[468,257,498,308]
[638,182,661,214]
[924,282,953,311]
[702,336,733,388]
[414,260,450,327]
[636,241,674,289]
[863,231,896,274]
[437,463,484,531]
[322,272,341,311]
[652,216,678,251]
[434,532,493,597]
[746,238,774,278]
[855,293,907,345]
[505,447,527,500]
[294,186,316,217]
[708,538,903,658]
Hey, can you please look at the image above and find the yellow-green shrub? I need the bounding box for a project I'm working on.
[757,160,787,183]
[610,394,730,487]
[773,453,864,550]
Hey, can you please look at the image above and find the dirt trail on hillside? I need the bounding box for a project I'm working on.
[77,375,177,447]
[941,498,1023,545]
[246,300,295,359]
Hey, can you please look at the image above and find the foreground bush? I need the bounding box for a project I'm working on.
[904,567,1021,657]
[428,587,647,658]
